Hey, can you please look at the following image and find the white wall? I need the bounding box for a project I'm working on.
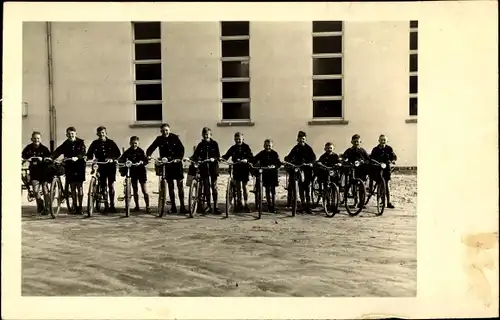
[22,21,417,165]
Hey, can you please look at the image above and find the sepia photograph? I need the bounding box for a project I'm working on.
[3,1,498,319]
[21,20,417,297]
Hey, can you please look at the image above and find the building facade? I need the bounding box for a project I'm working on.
[22,21,418,166]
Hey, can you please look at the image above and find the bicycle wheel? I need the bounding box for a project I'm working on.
[49,177,63,218]
[125,177,132,217]
[310,177,321,208]
[65,179,77,213]
[257,178,263,219]
[158,179,167,217]
[188,179,199,218]
[291,179,299,217]
[225,178,234,218]
[364,176,374,205]
[324,183,340,218]
[345,179,366,216]
[375,179,386,216]
[87,176,97,217]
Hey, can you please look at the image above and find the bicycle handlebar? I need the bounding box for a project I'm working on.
[154,157,182,165]
[219,159,248,165]
[282,161,314,168]
[117,160,144,168]
[248,163,277,170]
[183,158,215,165]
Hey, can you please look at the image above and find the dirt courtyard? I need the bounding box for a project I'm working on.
[21,171,417,297]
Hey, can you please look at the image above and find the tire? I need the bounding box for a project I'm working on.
[376,179,386,216]
[65,179,76,213]
[345,178,366,216]
[257,178,263,220]
[188,179,199,219]
[95,184,108,214]
[364,176,374,206]
[125,177,131,217]
[87,176,97,217]
[324,183,340,218]
[291,179,299,217]
[158,179,167,217]
[225,178,233,218]
[310,177,321,208]
[49,177,63,218]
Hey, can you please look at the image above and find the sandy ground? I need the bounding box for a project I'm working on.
[21,171,417,297]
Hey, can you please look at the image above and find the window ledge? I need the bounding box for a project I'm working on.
[129,121,163,128]
[308,119,349,126]
[217,121,255,127]
[405,118,418,124]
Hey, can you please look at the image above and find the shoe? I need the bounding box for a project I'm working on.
[170,206,178,214]
[41,209,49,216]
[108,206,117,213]
[76,206,83,215]
[204,207,212,214]
[145,207,152,214]
[132,207,140,212]
[387,203,395,209]
[214,208,222,215]
[305,208,313,215]
[243,204,251,213]
[180,206,188,214]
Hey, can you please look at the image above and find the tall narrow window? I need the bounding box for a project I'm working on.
[312,21,344,119]
[409,21,418,117]
[220,21,251,121]
[132,22,163,122]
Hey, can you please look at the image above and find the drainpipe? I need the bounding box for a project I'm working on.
[46,22,56,152]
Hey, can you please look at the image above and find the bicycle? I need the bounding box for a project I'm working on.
[86,160,115,217]
[282,161,314,217]
[21,157,45,203]
[154,157,182,217]
[315,162,342,218]
[220,159,248,218]
[116,160,144,217]
[364,160,395,216]
[183,158,215,218]
[340,159,367,216]
[47,158,78,218]
[248,163,277,219]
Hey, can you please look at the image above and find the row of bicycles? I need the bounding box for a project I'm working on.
[224,157,394,220]
[22,156,394,220]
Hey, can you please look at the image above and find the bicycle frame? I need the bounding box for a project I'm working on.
[183,158,214,218]
[248,163,275,219]
[283,161,314,216]
[87,160,113,215]
[117,160,143,217]
[154,157,178,217]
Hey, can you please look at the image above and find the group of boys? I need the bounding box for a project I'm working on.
[22,123,397,215]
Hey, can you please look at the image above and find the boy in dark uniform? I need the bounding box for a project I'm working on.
[221,132,253,212]
[315,142,341,213]
[370,134,397,209]
[191,127,221,214]
[22,131,52,214]
[315,141,341,186]
[284,131,316,214]
[86,126,121,213]
[342,134,371,181]
[120,136,151,213]
[146,123,186,214]
[252,139,282,213]
[51,127,87,214]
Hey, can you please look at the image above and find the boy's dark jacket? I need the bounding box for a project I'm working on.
[284,143,316,164]
[146,134,185,160]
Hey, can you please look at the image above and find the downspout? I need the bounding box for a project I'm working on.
[46,22,56,152]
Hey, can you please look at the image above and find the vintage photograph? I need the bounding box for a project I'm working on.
[21,21,418,297]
